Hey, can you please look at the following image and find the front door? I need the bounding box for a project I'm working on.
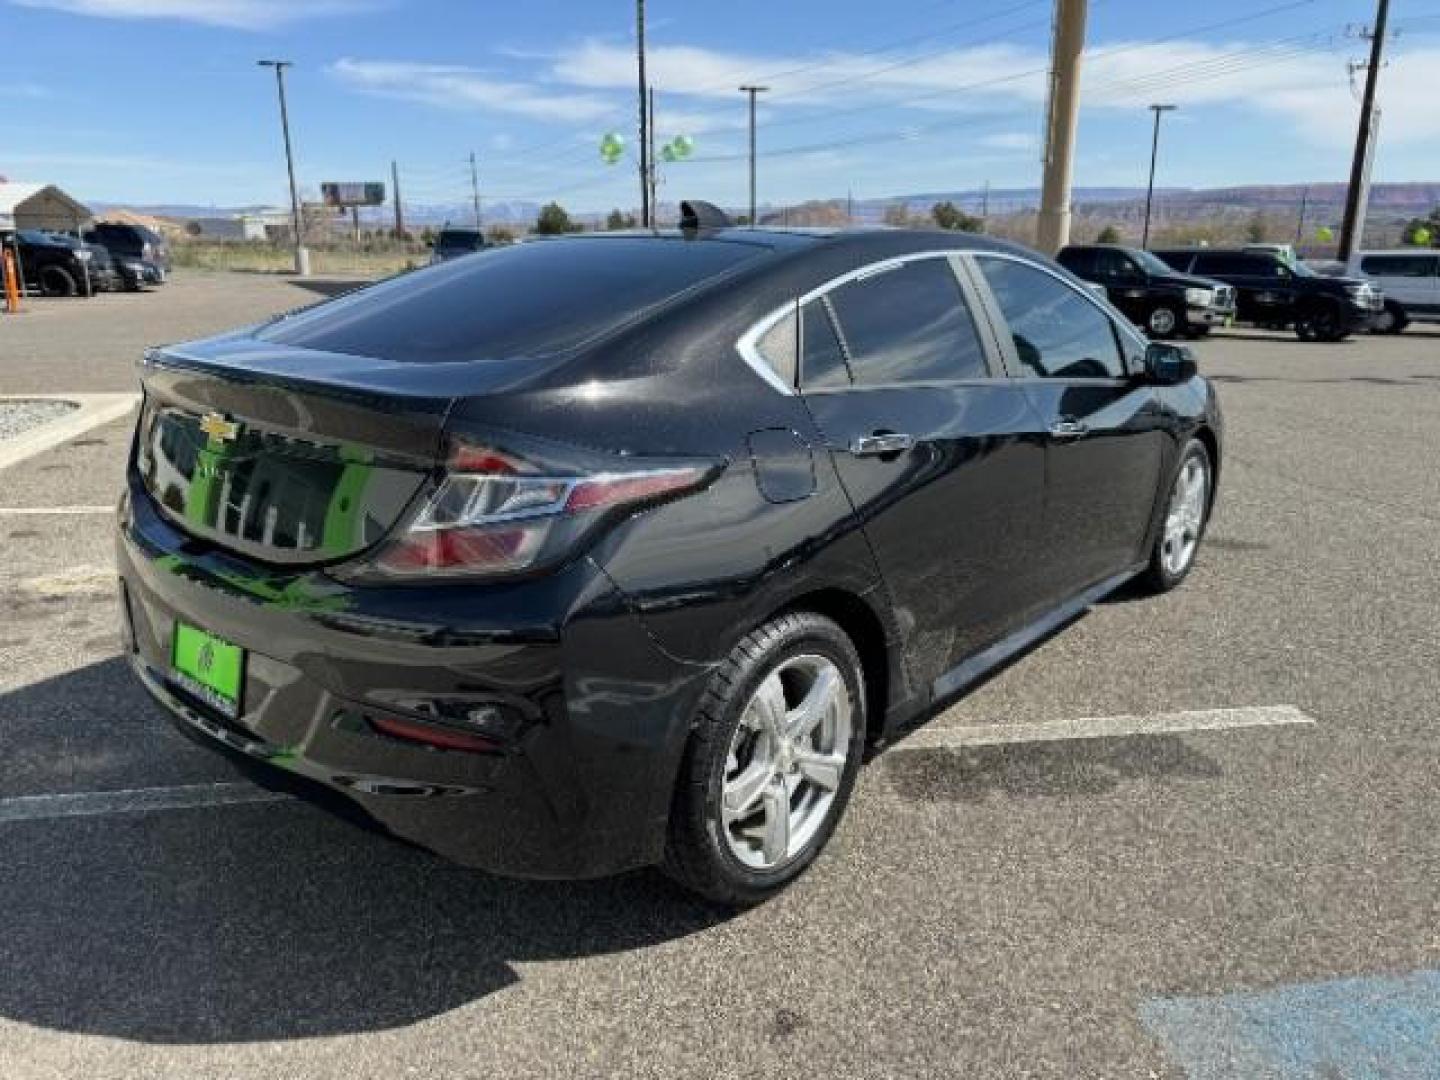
[796,254,1048,691]
[969,254,1169,603]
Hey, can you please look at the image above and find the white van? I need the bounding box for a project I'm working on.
[1347,250,1440,333]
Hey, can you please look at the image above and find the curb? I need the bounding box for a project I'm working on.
[0,393,140,473]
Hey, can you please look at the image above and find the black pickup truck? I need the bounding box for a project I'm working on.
[1151,248,1382,342]
[1057,244,1237,339]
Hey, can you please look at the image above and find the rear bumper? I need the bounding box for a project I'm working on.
[116,475,712,879]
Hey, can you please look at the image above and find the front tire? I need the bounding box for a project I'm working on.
[1371,302,1408,335]
[1138,439,1212,594]
[663,612,866,907]
[1147,304,1182,339]
[39,266,77,297]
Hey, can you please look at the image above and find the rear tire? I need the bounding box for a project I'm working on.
[663,612,866,907]
[39,266,76,297]
[1137,439,1212,594]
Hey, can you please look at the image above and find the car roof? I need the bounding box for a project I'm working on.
[558,226,1042,262]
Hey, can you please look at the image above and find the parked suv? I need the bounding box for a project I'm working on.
[84,221,170,289]
[431,228,486,263]
[42,231,122,292]
[118,220,1223,905]
[3,229,106,297]
[1056,244,1236,339]
[1153,248,1381,341]
[1347,250,1440,333]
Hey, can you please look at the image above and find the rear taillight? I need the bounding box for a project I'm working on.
[358,441,717,579]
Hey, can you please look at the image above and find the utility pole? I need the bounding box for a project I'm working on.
[648,86,659,222]
[981,180,991,222]
[1141,104,1176,250]
[258,59,308,276]
[636,0,650,228]
[1339,0,1390,262]
[740,85,769,226]
[1036,0,1087,254]
[391,159,405,238]
[1294,186,1309,246]
[468,152,482,231]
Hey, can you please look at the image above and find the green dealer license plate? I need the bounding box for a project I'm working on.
[171,622,244,718]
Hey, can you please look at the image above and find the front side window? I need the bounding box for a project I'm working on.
[1093,249,1140,279]
[823,258,989,386]
[975,257,1126,380]
[800,299,851,390]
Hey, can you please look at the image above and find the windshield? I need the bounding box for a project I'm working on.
[258,235,767,364]
[1133,249,1174,276]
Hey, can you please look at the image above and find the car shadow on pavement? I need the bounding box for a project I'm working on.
[882,734,1222,804]
[0,659,729,1045]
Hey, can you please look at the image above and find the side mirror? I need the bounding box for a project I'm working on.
[1143,342,1197,385]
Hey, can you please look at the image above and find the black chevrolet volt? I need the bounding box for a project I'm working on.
[118,205,1222,905]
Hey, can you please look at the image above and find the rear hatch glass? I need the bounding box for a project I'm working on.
[255,235,766,364]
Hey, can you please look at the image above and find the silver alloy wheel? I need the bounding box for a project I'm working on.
[720,654,852,870]
[1149,307,1178,336]
[1161,454,1209,577]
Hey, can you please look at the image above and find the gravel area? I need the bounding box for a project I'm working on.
[0,399,78,441]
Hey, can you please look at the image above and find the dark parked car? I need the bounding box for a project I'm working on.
[431,227,487,263]
[1152,247,1381,341]
[83,221,170,289]
[117,210,1223,904]
[1056,244,1236,339]
[3,229,109,296]
[43,231,123,292]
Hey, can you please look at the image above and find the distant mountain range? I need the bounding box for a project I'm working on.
[94,182,1440,230]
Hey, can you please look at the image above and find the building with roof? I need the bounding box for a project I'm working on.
[0,182,93,232]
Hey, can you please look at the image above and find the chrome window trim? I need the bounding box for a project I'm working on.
[735,249,1004,395]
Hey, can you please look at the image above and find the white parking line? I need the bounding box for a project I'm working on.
[895,705,1315,751]
[0,506,114,515]
[0,783,291,824]
[0,393,139,473]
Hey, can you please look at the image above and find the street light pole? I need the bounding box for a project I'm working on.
[1141,104,1177,250]
[739,85,768,225]
[258,60,308,276]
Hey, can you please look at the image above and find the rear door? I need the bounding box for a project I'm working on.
[1360,253,1440,313]
[797,253,1048,687]
[969,253,1167,602]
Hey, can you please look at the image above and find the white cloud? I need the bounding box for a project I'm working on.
[10,0,374,29]
[544,36,1440,150]
[980,131,1039,153]
[329,58,614,123]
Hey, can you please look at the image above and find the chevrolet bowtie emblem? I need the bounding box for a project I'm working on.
[198,412,240,443]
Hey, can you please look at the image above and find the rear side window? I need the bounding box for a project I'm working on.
[258,237,764,363]
[1194,253,1271,276]
[754,306,798,387]
[976,257,1125,380]
[1056,248,1095,275]
[823,258,989,385]
[1361,255,1437,277]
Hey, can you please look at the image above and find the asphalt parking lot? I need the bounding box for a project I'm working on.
[2,275,1439,1078]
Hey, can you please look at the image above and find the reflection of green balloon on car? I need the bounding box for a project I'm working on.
[1315,225,1335,242]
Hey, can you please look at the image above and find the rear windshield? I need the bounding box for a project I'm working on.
[257,236,766,363]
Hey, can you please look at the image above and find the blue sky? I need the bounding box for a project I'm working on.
[3,0,1438,214]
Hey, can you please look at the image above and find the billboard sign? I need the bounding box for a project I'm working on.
[321,182,386,208]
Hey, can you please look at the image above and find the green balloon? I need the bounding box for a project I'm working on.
[661,143,678,163]
[599,132,625,160]
[1413,226,1433,246]
[671,134,695,159]
[1315,225,1335,242]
